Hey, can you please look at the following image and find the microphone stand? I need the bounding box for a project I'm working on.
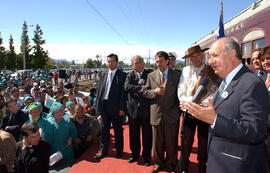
[179,110,187,172]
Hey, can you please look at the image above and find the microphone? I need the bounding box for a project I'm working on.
[192,77,209,103]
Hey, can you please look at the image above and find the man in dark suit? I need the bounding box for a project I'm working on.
[259,45,270,173]
[144,51,181,173]
[181,38,269,173]
[0,98,29,141]
[250,48,267,81]
[124,55,152,166]
[95,54,126,159]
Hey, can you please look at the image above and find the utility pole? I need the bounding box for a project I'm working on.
[23,35,26,70]
[147,50,151,64]
[23,22,34,70]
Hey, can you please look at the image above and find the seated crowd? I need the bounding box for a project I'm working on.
[0,75,100,172]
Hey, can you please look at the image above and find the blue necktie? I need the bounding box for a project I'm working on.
[214,80,226,104]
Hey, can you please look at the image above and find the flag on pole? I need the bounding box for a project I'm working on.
[217,1,225,39]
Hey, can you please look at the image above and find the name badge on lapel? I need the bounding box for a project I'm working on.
[221,91,228,99]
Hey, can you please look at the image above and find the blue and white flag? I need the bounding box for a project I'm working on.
[217,1,225,39]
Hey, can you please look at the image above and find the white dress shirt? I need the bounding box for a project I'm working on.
[211,63,243,128]
[135,69,144,79]
[177,64,205,102]
[103,68,117,100]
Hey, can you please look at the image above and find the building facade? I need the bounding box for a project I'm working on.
[191,0,270,65]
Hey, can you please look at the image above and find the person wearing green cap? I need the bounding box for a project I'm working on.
[27,102,49,138]
[44,102,77,164]
[22,96,34,114]
[35,101,49,119]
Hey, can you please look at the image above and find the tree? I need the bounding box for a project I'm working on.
[44,58,55,70]
[20,21,32,69]
[6,35,17,70]
[85,58,95,68]
[93,60,102,68]
[0,32,7,69]
[175,62,184,71]
[95,54,100,67]
[71,60,75,65]
[32,24,48,70]
[16,54,23,70]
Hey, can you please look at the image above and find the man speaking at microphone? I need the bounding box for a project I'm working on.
[178,45,213,173]
[181,38,269,173]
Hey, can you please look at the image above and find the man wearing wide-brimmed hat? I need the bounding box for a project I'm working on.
[177,45,209,173]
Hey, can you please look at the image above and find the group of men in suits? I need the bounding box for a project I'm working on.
[94,51,181,172]
[94,38,270,173]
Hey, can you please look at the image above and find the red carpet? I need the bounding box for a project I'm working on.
[68,120,199,173]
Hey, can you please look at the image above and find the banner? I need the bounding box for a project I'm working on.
[44,94,56,109]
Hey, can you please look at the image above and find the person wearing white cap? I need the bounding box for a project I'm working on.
[168,52,181,73]
[30,82,39,96]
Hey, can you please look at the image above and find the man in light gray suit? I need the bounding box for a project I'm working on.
[181,38,269,173]
[143,51,181,173]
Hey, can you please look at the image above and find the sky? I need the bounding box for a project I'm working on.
[0,0,258,64]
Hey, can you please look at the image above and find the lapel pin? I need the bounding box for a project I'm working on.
[221,91,228,99]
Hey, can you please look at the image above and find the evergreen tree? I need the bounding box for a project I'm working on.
[85,58,95,68]
[20,21,32,69]
[16,54,23,70]
[0,32,7,69]
[32,24,48,70]
[44,57,55,70]
[94,60,102,68]
[7,35,17,70]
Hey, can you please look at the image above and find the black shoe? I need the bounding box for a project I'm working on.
[116,152,122,158]
[144,162,151,166]
[127,157,137,163]
[94,152,108,159]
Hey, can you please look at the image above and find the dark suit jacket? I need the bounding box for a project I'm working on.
[143,68,181,125]
[207,65,269,173]
[12,139,50,173]
[124,69,151,120]
[95,69,126,116]
[0,111,29,141]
